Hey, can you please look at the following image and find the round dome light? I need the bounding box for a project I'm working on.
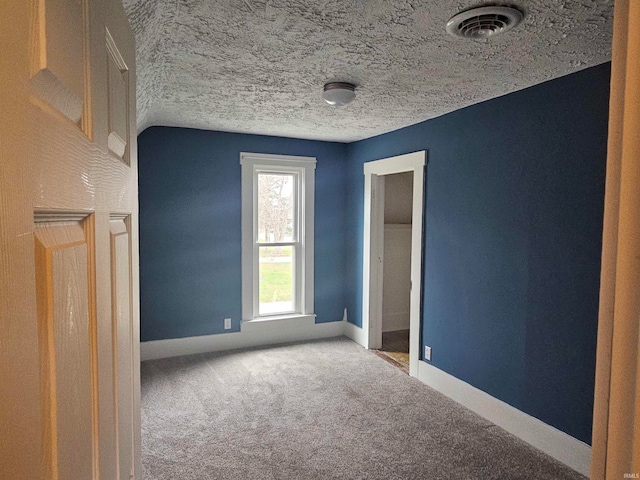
[322,82,356,106]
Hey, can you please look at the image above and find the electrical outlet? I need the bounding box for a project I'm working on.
[224,318,231,330]
[424,346,432,361]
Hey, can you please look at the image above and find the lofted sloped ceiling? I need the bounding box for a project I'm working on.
[123,0,613,142]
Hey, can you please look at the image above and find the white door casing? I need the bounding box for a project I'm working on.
[0,0,140,478]
[362,151,426,378]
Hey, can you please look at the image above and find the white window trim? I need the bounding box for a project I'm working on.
[240,152,316,324]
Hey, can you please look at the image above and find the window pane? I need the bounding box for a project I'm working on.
[257,173,294,243]
[259,245,294,315]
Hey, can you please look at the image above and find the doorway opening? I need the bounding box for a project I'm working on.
[374,172,413,373]
[362,151,425,378]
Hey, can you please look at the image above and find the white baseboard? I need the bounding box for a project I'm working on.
[141,318,345,361]
[417,360,591,477]
[343,320,368,348]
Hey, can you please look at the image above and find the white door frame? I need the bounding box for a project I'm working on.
[362,151,426,377]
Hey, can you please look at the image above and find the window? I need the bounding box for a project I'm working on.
[240,153,315,322]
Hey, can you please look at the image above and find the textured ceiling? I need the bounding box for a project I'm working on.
[123,0,613,142]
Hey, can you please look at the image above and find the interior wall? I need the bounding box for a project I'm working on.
[384,171,413,224]
[137,128,348,341]
[382,172,413,333]
[345,62,611,445]
[382,225,412,333]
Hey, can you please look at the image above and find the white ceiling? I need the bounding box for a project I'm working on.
[123,0,613,143]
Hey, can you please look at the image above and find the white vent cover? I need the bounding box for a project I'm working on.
[446,5,524,39]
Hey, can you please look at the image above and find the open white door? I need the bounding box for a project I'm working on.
[0,0,140,478]
[362,151,425,378]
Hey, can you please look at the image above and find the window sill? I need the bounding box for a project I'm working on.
[240,314,316,332]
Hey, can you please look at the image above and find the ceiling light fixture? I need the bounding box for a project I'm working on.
[446,5,524,39]
[322,82,356,106]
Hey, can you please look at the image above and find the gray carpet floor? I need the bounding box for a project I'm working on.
[141,337,586,480]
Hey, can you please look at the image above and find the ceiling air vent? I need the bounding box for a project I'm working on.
[446,5,524,39]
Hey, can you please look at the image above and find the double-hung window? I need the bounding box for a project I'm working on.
[240,153,315,322]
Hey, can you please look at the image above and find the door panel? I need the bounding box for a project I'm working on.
[1,0,140,477]
[106,29,130,163]
[111,217,133,479]
[30,0,87,125]
[34,218,95,479]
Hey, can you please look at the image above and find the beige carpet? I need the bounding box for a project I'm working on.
[141,337,586,480]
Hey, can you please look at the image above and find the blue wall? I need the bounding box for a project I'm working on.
[138,128,348,341]
[345,63,610,444]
